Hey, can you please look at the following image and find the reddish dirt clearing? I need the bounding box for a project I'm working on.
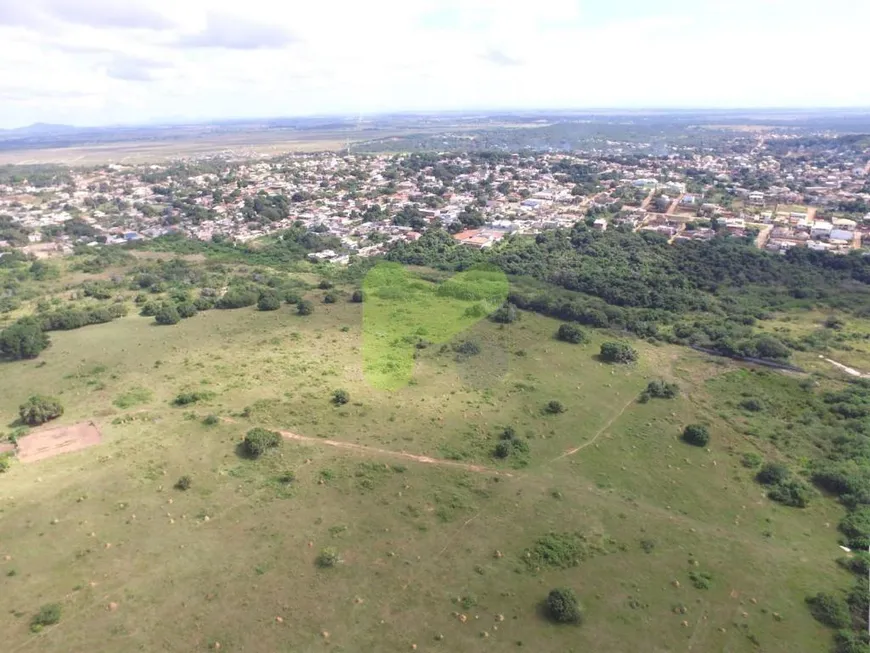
[15,421,103,463]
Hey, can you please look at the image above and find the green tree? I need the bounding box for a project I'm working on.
[546,588,581,624]
[243,428,282,457]
[556,323,587,344]
[682,424,709,447]
[0,318,50,360]
[600,341,638,363]
[154,303,181,325]
[19,395,64,426]
[177,302,198,319]
[257,291,281,311]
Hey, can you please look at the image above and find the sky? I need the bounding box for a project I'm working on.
[0,0,867,128]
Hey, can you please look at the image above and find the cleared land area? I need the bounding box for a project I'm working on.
[0,277,849,653]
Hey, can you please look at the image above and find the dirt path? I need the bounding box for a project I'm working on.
[551,397,636,461]
[277,428,511,475]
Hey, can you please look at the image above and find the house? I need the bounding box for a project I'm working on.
[811,221,834,239]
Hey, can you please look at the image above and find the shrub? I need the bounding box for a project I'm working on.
[546,588,581,624]
[768,479,812,508]
[0,317,50,360]
[556,323,587,344]
[172,391,213,406]
[176,302,198,319]
[682,424,709,447]
[216,289,258,309]
[600,341,638,363]
[19,395,64,426]
[757,462,790,485]
[243,428,282,457]
[493,441,512,459]
[154,303,181,326]
[30,603,62,632]
[739,398,764,412]
[351,290,364,303]
[640,379,679,402]
[332,389,350,405]
[257,291,281,311]
[688,570,713,590]
[546,400,566,414]
[806,592,851,628]
[297,300,314,316]
[316,547,340,568]
[174,475,192,491]
[323,292,338,304]
[491,302,519,324]
[454,340,481,356]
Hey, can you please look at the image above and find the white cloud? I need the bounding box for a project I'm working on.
[0,0,866,128]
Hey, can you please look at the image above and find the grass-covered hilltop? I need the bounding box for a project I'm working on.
[2,226,870,653]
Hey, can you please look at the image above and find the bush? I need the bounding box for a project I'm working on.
[332,389,350,405]
[682,424,709,447]
[454,340,481,356]
[757,462,790,485]
[154,303,181,326]
[216,289,259,309]
[739,398,764,412]
[546,400,566,414]
[491,302,519,324]
[297,300,314,316]
[640,379,679,402]
[556,323,587,344]
[350,290,364,303]
[600,341,638,363]
[323,292,338,304]
[257,291,281,311]
[546,588,581,624]
[806,592,851,628]
[19,395,64,426]
[243,428,282,457]
[176,302,198,319]
[0,317,50,360]
[316,547,340,568]
[174,475,192,491]
[768,479,813,508]
[493,441,512,459]
[30,603,62,632]
[171,391,213,406]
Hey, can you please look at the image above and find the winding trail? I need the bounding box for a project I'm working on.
[551,397,636,461]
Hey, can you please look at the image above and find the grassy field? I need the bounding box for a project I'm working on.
[0,278,852,652]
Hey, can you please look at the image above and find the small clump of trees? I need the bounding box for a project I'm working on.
[19,395,64,426]
[0,318,50,360]
[242,428,282,458]
[600,341,638,364]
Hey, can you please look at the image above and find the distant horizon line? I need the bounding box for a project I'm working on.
[3,106,870,132]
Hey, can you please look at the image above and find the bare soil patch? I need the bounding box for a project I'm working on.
[16,421,102,463]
